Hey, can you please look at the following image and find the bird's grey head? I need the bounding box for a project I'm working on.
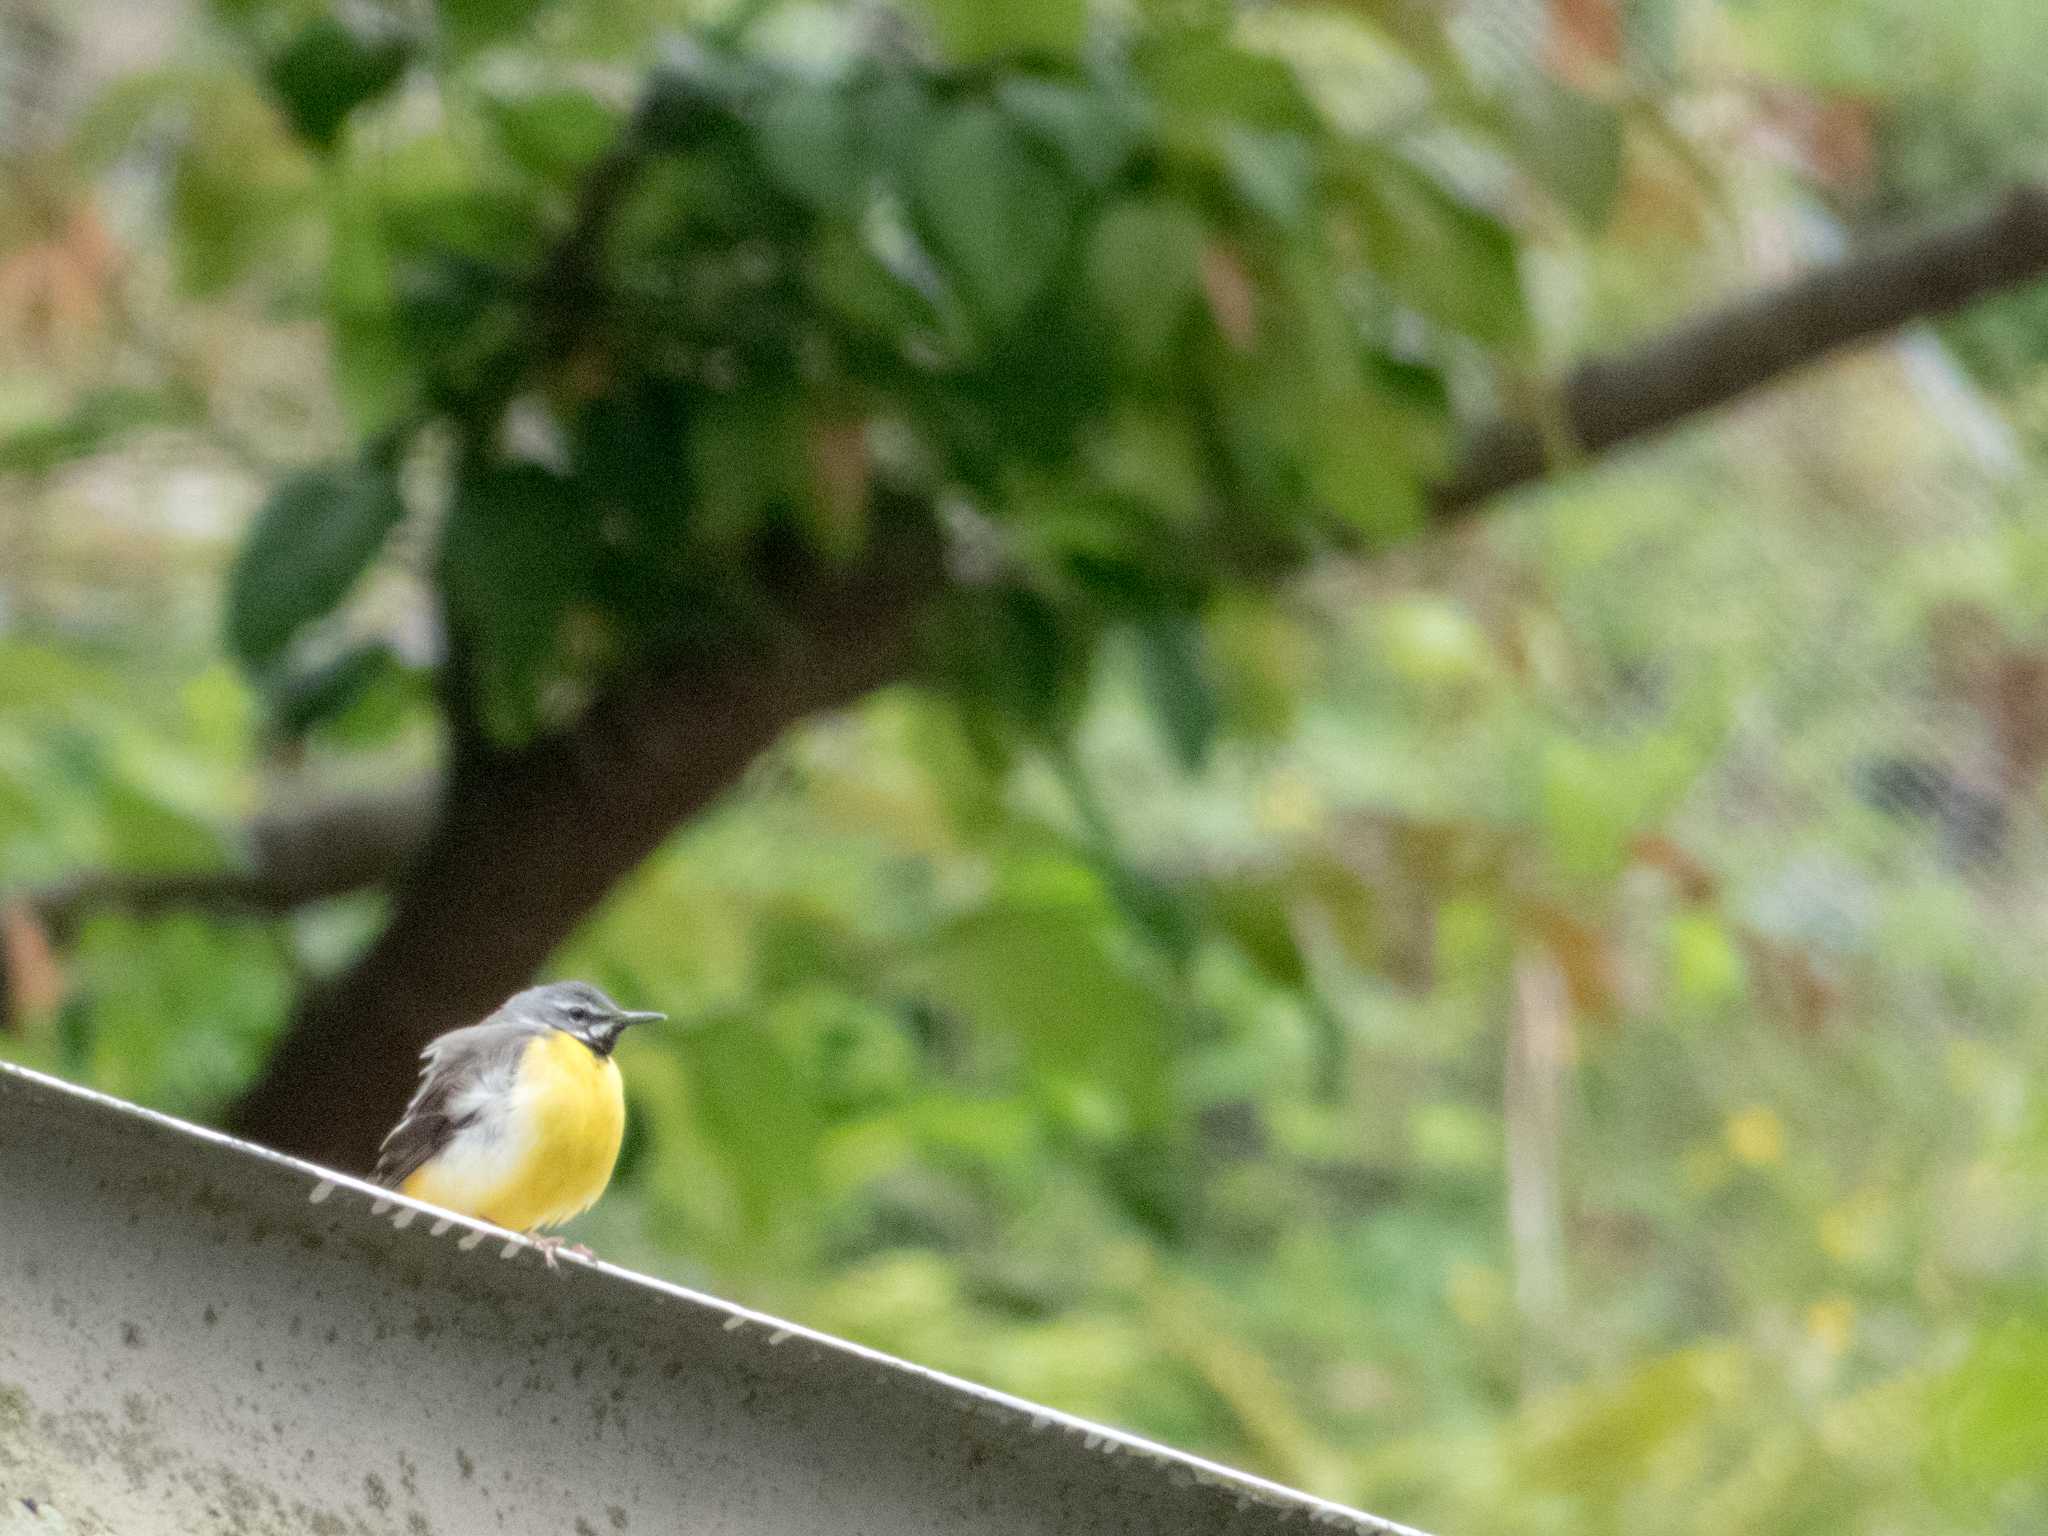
[506,980,664,1057]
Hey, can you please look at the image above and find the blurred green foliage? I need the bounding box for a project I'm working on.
[5,0,2048,1532]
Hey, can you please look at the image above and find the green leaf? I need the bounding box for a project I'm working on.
[355,128,544,267]
[689,390,808,546]
[1311,389,1425,543]
[326,165,414,435]
[437,0,552,55]
[390,256,525,399]
[1497,80,1625,232]
[329,305,412,437]
[854,74,939,181]
[75,915,291,1114]
[914,105,1079,330]
[1204,593,1309,740]
[65,65,202,173]
[0,643,116,713]
[754,85,866,215]
[910,0,1088,65]
[481,86,621,185]
[441,463,594,739]
[1134,618,1221,772]
[1201,346,1306,521]
[267,641,427,745]
[1085,198,1207,374]
[936,585,1093,746]
[98,778,229,875]
[1199,873,1308,989]
[226,460,406,669]
[170,81,314,295]
[681,1013,825,1232]
[1219,126,1316,227]
[1929,1317,2048,1493]
[1341,151,1529,346]
[1141,37,1322,136]
[1538,730,1706,884]
[388,191,541,270]
[907,904,1176,1133]
[1085,407,1209,525]
[266,17,411,151]
[809,226,942,339]
[1669,911,1745,1010]
[637,45,770,152]
[319,129,538,425]
[1518,1349,1735,1492]
[996,77,1142,186]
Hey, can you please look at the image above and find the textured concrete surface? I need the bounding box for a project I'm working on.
[0,1061,1420,1535]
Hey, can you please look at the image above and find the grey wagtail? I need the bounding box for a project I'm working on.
[370,981,664,1266]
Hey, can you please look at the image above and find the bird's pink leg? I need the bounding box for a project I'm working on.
[527,1234,596,1269]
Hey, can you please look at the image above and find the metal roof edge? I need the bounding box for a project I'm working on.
[1,1059,1433,1536]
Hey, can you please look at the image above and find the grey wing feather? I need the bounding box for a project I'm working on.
[370,1021,540,1189]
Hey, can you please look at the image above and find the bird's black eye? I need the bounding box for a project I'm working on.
[564,1004,591,1024]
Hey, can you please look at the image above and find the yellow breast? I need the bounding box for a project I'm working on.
[403,1030,626,1234]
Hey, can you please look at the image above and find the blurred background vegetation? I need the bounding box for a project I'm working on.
[5,0,2048,1531]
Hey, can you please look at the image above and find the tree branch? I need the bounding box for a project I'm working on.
[1434,184,2048,513]
[16,786,436,941]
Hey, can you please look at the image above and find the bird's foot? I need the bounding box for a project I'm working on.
[527,1235,596,1270]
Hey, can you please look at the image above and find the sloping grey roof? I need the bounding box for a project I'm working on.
[0,1061,1423,1536]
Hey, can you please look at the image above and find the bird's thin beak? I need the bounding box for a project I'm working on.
[620,1009,666,1028]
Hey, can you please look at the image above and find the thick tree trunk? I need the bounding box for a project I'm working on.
[227,517,946,1169]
